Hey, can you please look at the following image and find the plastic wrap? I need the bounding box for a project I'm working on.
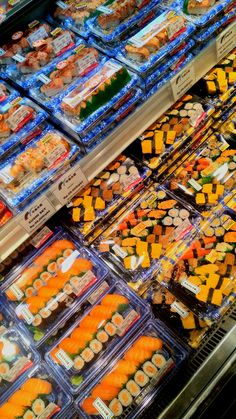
[75,320,188,419]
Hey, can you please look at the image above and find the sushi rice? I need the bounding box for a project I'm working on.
[118,389,133,407]
[89,339,103,354]
[74,356,85,371]
[105,322,117,336]
[32,398,46,416]
[112,313,124,327]
[152,353,167,370]
[96,330,109,343]
[23,410,36,419]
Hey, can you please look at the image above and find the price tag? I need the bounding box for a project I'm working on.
[37,73,51,84]
[170,301,189,318]
[27,26,48,47]
[171,63,195,102]
[87,281,109,304]
[56,0,69,9]
[117,310,139,336]
[55,349,74,370]
[20,306,35,324]
[216,24,236,61]
[188,178,202,191]
[112,244,128,259]
[30,226,53,248]
[93,398,113,419]
[76,51,98,76]
[12,53,26,63]
[52,32,73,55]
[122,172,142,191]
[52,165,88,206]
[181,278,200,295]
[19,197,55,235]
[37,403,60,419]
[8,284,24,301]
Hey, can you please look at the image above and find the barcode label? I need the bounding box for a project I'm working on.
[87,281,109,304]
[181,279,200,294]
[93,398,113,419]
[8,284,24,300]
[188,178,202,191]
[20,307,35,324]
[171,301,188,318]
[55,349,74,370]
[117,310,139,336]
[112,244,128,259]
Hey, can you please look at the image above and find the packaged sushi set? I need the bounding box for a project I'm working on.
[0,126,80,209]
[219,109,236,141]
[45,278,150,393]
[0,327,39,402]
[0,0,25,19]
[75,320,188,418]
[0,79,18,105]
[0,96,48,159]
[157,207,236,319]
[92,184,199,288]
[2,230,108,346]
[165,133,236,215]
[142,282,212,349]
[0,363,73,418]
[63,154,151,243]
[0,198,13,228]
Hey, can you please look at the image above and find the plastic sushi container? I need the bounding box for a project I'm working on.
[75,319,188,419]
[164,132,236,216]
[142,282,213,349]
[0,327,40,403]
[116,9,195,77]
[0,198,13,229]
[0,96,48,159]
[1,229,109,347]
[63,153,151,243]
[29,42,106,112]
[0,20,77,90]
[0,362,73,419]
[218,109,236,142]
[193,9,236,46]
[0,125,81,210]
[86,0,162,44]
[0,0,25,19]
[157,207,236,320]
[92,183,200,288]
[45,278,151,393]
[52,59,140,138]
[131,92,214,170]
[0,295,15,335]
[0,79,18,106]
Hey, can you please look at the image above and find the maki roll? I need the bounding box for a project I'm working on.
[81,348,94,362]
[74,356,85,371]
[23,410,36,419]
[112,313,124,327]
[134,370,149,387]
[152,353,167,369]
[118,389,133,407]
[97,330,109,343]
[32,399,46,416]
[109,398,123,417]
[105,322,117,336]
[0,362,10,377]
[89,339,103,354]
[126,380,141,397]
[143,361,158,378]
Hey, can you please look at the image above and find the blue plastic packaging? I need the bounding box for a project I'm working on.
[0,362,73,418]
[194,9,236,44]
[0,96,48,159]
[0,79,18,106]
[2,229,109,347]
[0,125,80,209]
[75,319,188,419]
[45,278,151,394]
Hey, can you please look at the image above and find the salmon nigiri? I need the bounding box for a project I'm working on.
[79,316,104,331]
[100,294,129,309]
[21,378,52,394]
[59,338,81,354]
[114,359,139,375]
[26,296,47,313]
[134,336,163,352]
[58,258,92,277]
[0,402,25,417]
[89,306,114,320]
[71,328,94,343]
[9,390,38,406]
[37,287,59,299]
[124,348,153,364]
[51,239,75,251]
[91,384,119,401]
[100,372,128,388]
[81,397,98,415]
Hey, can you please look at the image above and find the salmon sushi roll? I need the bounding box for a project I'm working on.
[21,378,52,394]
[33,278,44,290]
[32,314,42,327]
[46,260,58,274]
[105,322,117,336]
[40,271,52,282]
[134,336,163,352]
[134,370,149,387]
[101,372,128,388]
[39,307,52,319]
[25,286,36,298]
[23,410,36,419]
[112,313,124,327]
[0,362,10,377]
[89,339,103,354]
[97,330,109,343]
[74,356,85,371]
[152,353,167,369]
[81,347,94,362]
[115,360,139,376]
[32,398,46,416]
[118,389,133,407]
[143,361,158,378]
[81,397,98,415]
[126,380,141,397]
[91,384,119,401]
[101,294,129,309]
[109,398,123,417]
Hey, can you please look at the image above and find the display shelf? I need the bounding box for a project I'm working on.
[0,20,235,262]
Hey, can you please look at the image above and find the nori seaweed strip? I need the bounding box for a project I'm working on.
[207,288,214,304]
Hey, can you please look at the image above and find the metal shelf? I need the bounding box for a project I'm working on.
[0,20,235,261]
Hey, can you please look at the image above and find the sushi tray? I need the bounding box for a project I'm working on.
[165,132,236,215]
[52,59,140,138]
[130,92,214,170]
[0,327,40,403]
[0,363,73,418]
[92,183,200,288]
[116,9,195,77]
[1,229,109,346]
[157,207,236,320]
[0,20,77,90]
[0,125,81,210]
[0,79,18,105]
[218,109,236,141]
[86,0,162,44]
[45,278,151,394]
[62,153,151,243]
[0,96,48,159]
[142,282,213,349]
[29,42,105,112]
[0,296,14,335]
[0,198,13,229]
[75,320,188,419]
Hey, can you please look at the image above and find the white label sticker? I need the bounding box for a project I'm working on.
[167,16,185,39]
[52,165,88,206]
[216,23,236,61]
[0,165,14,184]
[37,73,51,84]
[188,178,202,191]
[30,226,53,248]
[171,301,189,318]
[7,105,32,132]
[87,281,109,304]
[19,197,55,235]
[174,219,193,241]
[8,284,24,301]
[52,32,73,55]
[112,244,128,259]
[72,270,96,296]
[122,172,141,191]
[181,279,200,295]
[20,306,35,324]
[37,403,59,419]
[117,310,139,336]
[3,357,31,382]
[44,143,67,167]
[171,63,195,102]
[76,51,98,75]
[55,349,74,370]
[93,398,113,419]
[27,26,48,47]
[97,5,113,14]
[12,53,26,63]
[56,0,69,9]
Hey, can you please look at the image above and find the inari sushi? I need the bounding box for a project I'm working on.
[143,361,158,378]
[134,370,149,387]
[118,389,133,407]
[109,398,123,417]
[152,353,167,369]
[126,380,141,397]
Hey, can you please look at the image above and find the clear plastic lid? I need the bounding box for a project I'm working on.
[0,327,40,402]
[92,184,200,287]
[63,154,151,242]
[165,133,236,215]
[2,230,109,346]
[45,278,151,393]
[181,0,234,27]
[0,362,72,418]
[157,207,236,320]
[75,319,188,419]
[0,125,80,209]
